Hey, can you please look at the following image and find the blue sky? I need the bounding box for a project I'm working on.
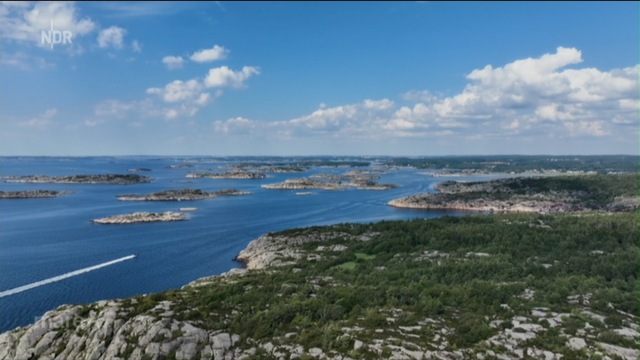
[1,1,638,156]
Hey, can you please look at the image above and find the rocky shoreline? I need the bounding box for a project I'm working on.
[92,211,187,224]
[388,176,640,213]
[3,174,151,185]
[117,189,251,201]
[1,216,638,360]
[0,190,76,199]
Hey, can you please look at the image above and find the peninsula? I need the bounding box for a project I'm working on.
[91,211,187,224]
[389,173,639,213]
[3,174,151,185]
[0,190,76,199]
[3,210,638,360]
[117,189,251,201]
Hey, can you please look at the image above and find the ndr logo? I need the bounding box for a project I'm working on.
[41,20,73,49]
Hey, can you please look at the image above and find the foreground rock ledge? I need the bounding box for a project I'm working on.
[92,211,187,224]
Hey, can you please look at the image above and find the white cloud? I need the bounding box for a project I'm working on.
[162,56,185,69]
[98,26,126,49]
[19,108,57,129]
[147,79,206,103]
[214,117,258,135]
[131,40,142,52]
[0,2,95,45]
[564,121,609,137]
[204,66,260,88]
[401,90,438,103]
[1,51,55,70]
[146,79,212,118]
[205,48,639,142]
[190,45,229,63]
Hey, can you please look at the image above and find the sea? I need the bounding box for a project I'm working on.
[0,156,516,333]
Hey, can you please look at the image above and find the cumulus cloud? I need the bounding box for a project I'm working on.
[190,45,229,63]
[162,56,185,69]
[97,26,126,49]
[0,2,95,44]
[147,80,206,103]
[146,79,213,118]
[208,47,638,142]
[204,66,260,88]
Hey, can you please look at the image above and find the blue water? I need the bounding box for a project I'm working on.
[0,157,514,332]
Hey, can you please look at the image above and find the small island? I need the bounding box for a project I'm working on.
[262,177,399,190]
[117,189,251,201]
[186,170,267,179]
[92,211,187,224]
[4,174,151,185]
[179,207,198,211]
[165,164,194,169]
[0,190,76,199]
[311,174,380,180]
[127,168,152,172]
[295,192,316,196]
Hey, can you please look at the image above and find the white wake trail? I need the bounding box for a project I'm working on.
[0,255,137,298]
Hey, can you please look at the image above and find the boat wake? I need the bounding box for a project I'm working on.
[0,255,137,298]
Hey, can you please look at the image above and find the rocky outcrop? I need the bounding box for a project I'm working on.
[235,231,378,270]
[4,174,151,185]
[186,170,266,179]
[127,168,152,172]
[0,301,241,360]
[0,190,75,199]
[165,164,194,169]
[92,211,187,224]
[117,189,251,201]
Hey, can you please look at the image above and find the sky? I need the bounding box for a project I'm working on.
[1,1,638,156]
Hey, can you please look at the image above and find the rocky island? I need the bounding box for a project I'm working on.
[166,164,194,169]
[2,208,638,360]
[389,174,639,213]
[117,189,251,201]
[311,173,380,180]
[3,174,151,185]
[91,211,187,224]
[262,177,399,191]
[0,190,76,199]
[127,168,152,172]
[186,170,267,179]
